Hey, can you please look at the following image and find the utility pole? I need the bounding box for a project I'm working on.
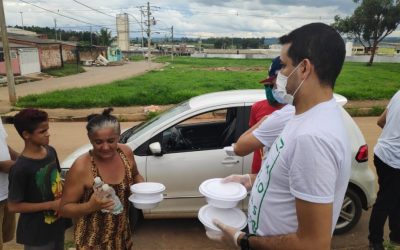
[54,18,57,40]
[171,25,174,61]
[19,11,24,29]
[0,0,16,104]
[146,1,151,68]
[140,10,144,49]
[90,26,92,46]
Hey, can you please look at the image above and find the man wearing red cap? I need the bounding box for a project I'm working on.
[245,56,286,173]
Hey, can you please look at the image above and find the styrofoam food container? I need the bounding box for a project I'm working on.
[129,193,163,209]
[199,178,247,208]
[130,182,166,200]
[198,204,247,238]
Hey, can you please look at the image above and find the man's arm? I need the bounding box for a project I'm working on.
[0,146,18,173]
[243,199,332,250]
[8,146,19,160]
[234,116,267,156]
[8,200,60,213]
[0,160,14,173]
[377,109,387,129]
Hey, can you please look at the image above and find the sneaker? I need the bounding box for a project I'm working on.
[369,242,385,250]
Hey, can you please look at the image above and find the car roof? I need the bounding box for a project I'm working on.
[188,89,347,109]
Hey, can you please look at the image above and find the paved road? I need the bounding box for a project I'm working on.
[0,61,164,113]
[1,117,390,250]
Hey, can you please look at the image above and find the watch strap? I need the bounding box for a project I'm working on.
[240,233,256,250]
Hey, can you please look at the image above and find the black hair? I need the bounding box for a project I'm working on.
[13,108,48,137]
[86,108,120,136]
[279,22,345,88]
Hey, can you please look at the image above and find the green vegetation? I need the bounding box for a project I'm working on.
[128,55,145,61]
[17,56,400,109]
[43,63,85,77]
[335,62,400,100]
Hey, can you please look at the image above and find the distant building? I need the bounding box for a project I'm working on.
[3,34,62,69]
[0,41,40,76]
[6,27,39,37]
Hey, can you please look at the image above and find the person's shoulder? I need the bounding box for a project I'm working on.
[46,145,58,152]
[10,158,24,170]
[9,157,30,176]
[118,144,133,157]
[252,100,268,109]
[70,153,91,174]
[46,145,59,157]
[391,91,400,104]
[269,104,295,119]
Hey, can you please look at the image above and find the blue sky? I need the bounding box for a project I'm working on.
[4,0,400,38]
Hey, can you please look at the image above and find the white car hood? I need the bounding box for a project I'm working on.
[61,144,92,169]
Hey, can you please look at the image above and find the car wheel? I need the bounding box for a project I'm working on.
[334,188,362,235]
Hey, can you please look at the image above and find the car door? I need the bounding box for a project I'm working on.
[142,106,248,216]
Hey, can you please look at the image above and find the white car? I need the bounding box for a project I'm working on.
[61,89,376,234]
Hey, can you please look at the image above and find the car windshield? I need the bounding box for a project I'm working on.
[125,101,190,142]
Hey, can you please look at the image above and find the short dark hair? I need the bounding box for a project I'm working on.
[86,108,120,136]
[14,108,48,137]
[279,22,345,88]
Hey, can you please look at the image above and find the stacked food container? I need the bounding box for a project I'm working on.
[198,178,247,238]
[129,182,166,209]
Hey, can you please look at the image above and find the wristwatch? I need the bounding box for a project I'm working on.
[240,233,256,250]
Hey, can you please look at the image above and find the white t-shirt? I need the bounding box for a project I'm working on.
[252,104,295,157]
[248,98,351,236]
[0,120,11,201]
[374,90,400,169]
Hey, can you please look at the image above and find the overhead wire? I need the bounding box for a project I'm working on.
[18,0,111,29]
[71,0,116,19]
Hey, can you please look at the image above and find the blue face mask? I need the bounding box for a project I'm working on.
[265,86,277,106]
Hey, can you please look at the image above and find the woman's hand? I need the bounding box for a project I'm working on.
[88,190,115,212]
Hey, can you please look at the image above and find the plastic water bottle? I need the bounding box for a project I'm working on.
[93,177,104,192]
[101,184,123,215]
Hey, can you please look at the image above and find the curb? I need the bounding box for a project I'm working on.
[0,105,387,124]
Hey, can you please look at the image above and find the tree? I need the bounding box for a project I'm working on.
[332,0,400,66]
[96,28,114,46]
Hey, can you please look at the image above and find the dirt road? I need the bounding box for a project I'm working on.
[2,117,384,249]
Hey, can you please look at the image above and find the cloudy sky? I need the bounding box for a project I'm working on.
[4,0,400,38]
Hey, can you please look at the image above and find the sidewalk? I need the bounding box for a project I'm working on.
[0,100,389,124]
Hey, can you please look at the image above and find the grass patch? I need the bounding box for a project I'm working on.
[128,55,145,61]
[345,105,386,117]
[43,63,85,77]
[335,62,400,100]
[17,56,400,108]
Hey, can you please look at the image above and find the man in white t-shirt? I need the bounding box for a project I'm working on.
[368,90,400,250]
[0,120,18,250]
[212,23,351,250]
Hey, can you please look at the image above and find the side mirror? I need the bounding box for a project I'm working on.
[149,142,163,156]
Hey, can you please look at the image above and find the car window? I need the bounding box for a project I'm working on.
[127,101,190,143]
[161,108,237,153]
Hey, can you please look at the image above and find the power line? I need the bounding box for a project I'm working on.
[72,0,115,19]
[18,0,110,29]
[158,6,333,20]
